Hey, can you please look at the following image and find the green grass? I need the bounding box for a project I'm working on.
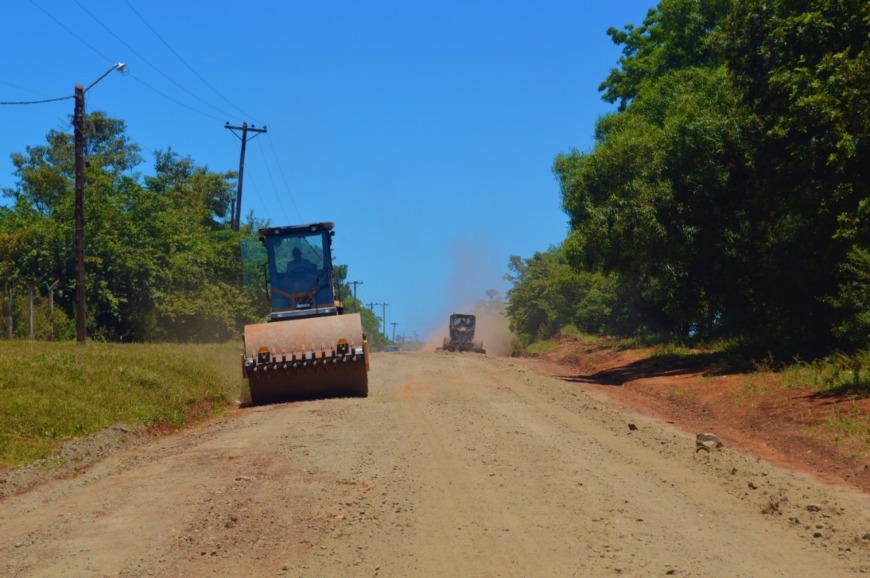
[559,327,605,345]
[801,402,870,458]
[525,340,560,356]
[742,381,767,395]
[824,405,870,439]
[649,343,697,358]
[668,387,697,401]
[782,350,870,396]
[0,341,244,466]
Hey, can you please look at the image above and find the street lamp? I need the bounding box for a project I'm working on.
[74,62,127,343]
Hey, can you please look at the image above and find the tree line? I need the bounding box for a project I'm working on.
[0,112,388,345]
[505,0,868,358]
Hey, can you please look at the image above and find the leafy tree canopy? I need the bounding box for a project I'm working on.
[506,0,868,358]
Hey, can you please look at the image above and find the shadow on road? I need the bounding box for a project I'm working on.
[556,352,749,387]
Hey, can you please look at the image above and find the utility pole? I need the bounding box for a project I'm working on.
[28,286,34,339]
[380,302,389,336]
[367,302,388,335]
[348,280,363,301]
[225,122,267,231]
[47,280,59,341]
[73,62,127,344]
[391,321,398,341]
[366,302,378,330]
[5,285,12,339]
[345,281,363,312]
[74,82,86,343]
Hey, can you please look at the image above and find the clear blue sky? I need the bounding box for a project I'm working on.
[1,0,654,342]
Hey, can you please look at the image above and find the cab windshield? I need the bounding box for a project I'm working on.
[452,315,473,328]
[264,230,334,313]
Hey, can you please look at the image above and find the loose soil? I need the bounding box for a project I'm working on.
[1,347,869,577]
[523,335,870,494]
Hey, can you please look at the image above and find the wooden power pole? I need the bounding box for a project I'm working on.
[348,281,364,301]
[225,122,267,231]
[74,83,86,343]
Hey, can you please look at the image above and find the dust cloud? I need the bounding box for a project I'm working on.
[470,308,513,356]
[422,324,449,352]
[421,240,515,356]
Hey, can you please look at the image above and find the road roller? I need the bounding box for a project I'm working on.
[241,222,369,404]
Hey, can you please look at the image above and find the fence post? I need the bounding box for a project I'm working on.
[29,285,35,339]
[6,285,12,339]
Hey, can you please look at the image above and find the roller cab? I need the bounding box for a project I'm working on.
[242,222,369,404]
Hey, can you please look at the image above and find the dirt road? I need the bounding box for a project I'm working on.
[2,352,869,577]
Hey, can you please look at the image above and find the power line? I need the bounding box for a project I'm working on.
[236,163,268,230]
[0,80,65,100]
[127,75,224,122]
[265,134,304,222]
[30,0,114,64]
[33,0,246,125]
[0,94,73,105]
[71,0,237,122]
[123,0,256,124]
[255,138,292,224]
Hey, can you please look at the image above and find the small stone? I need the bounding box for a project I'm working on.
[695,433,723,452]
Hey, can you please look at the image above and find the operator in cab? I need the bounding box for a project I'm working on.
[287,247,316,276]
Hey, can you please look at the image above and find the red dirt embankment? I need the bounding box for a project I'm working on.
[523,336,870,493]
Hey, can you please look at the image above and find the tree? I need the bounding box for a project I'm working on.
[557,63,751,341]
[539,0,869,356]
[4,113,259,342]
[721,0,869,353]
[126,150,251,341]
[599,0,732,110]
[504,247,616,342]
[5,112,145,339]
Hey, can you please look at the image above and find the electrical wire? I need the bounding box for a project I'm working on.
[25,0,284,225]
[0,80,67,99]
[71,0,238,122]
[265,134,304,222]
[30,0,261,133]
[238,161,269,228]
[127,75,224,122]
[27,2,207,125]
[123,0,257,124]
[0,94,73,105]
[255,137,293,224]
[29,0,114,64]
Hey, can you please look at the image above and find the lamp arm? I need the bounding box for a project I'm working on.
[84,62,127,93]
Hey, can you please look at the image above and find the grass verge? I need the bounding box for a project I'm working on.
[0,340,243,467]
[782,350,870,397]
